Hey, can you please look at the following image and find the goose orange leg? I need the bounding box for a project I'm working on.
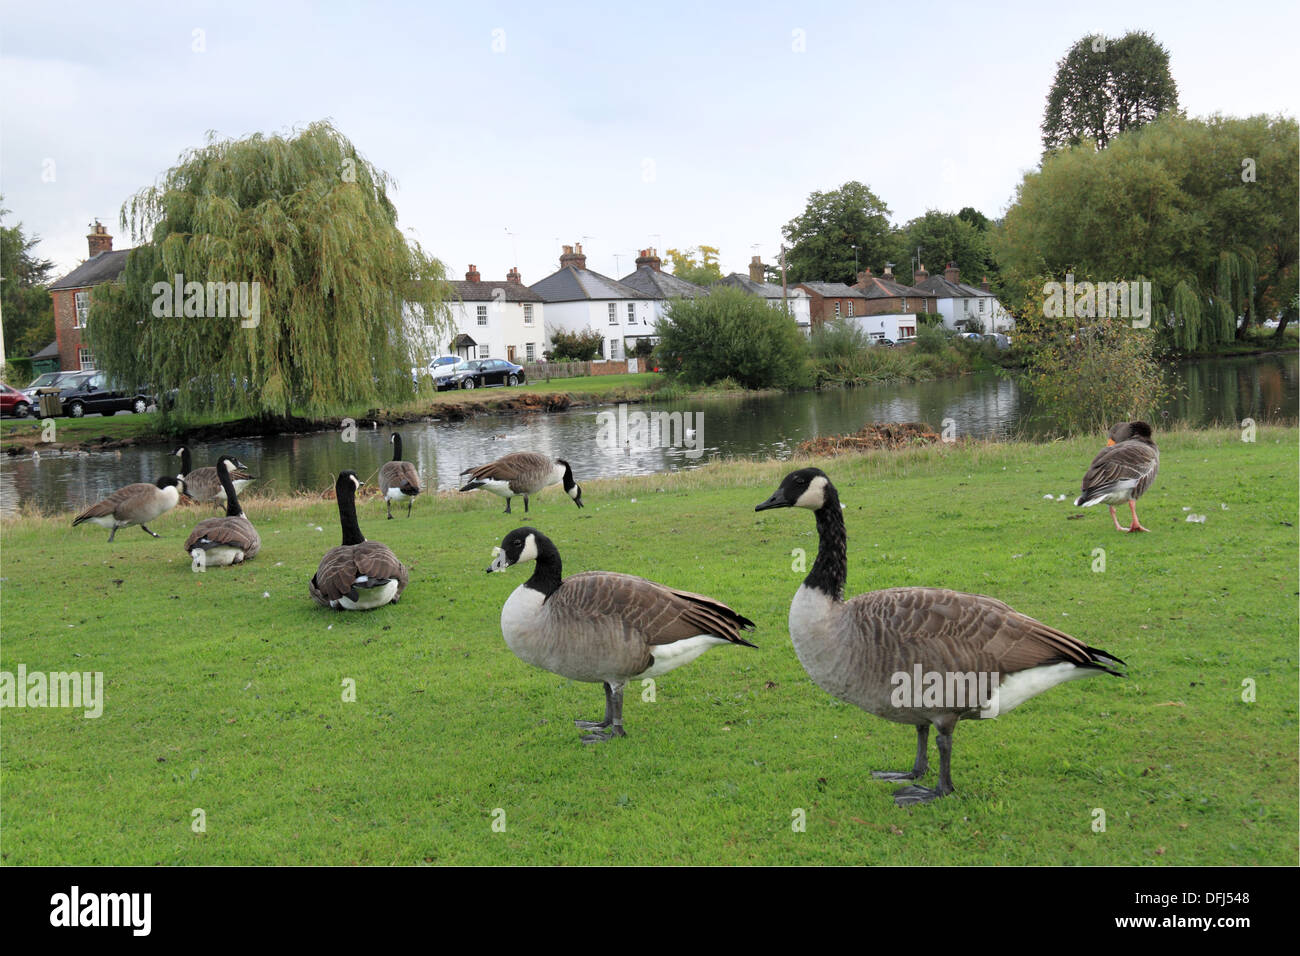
[1109,505,1125,532]
[1125,500,1150,533]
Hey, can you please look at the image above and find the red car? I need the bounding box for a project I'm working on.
[1,383,32,418]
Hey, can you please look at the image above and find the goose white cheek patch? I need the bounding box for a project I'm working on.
[795,476,828,509]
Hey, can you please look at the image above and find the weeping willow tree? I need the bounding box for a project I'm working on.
[86,121,453,418]
[996,113,1298,351]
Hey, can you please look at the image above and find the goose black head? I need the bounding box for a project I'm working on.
[155,475,185,491]
[557,459,583,508]
[756,468,833,512]
[336,470,363,494]
[487,527,545,573]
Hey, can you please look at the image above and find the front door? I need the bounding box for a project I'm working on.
[506,346,516,363]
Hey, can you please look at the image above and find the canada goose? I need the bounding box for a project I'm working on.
[756,468,1125,806]
[183,456,260,566]
[379,433,420,519]
[460,453,583,514]
[487,527,755,742]
[173,446,256,505]
[1075,421,1159,532]
[72,475,187,542]
[310,471,409,610]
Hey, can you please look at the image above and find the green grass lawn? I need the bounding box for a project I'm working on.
[1,427,1295,864]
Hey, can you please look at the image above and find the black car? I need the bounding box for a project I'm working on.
[60,371,157,417]
[442,359,526,390]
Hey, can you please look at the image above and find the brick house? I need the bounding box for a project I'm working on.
[47,222,130,371]
[795,282,870,328]
[851,266,938,319]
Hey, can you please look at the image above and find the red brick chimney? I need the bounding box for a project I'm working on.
[635,248,662,272]
[854,267,873,290]
[914,263,929,285]
[980,276,990,292]
[87,220,113,257]
[466,264,481,282]
[944,261,960,284]
[560,243,587,271]
[749,255,764,283]
[507,267,522,284]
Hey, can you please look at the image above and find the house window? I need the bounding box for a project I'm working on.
[609,339,620,360]
[901,297,908,312]
[477,305,488,326]
[74,291,90,329]
[900,326,916,338]
[78,347,95,370]
[608,303,618,325]
[847,300,854,317]
[478,345,490,359]
[923,300,928,314]
[525,342,535,362]
[627,303,636,324]
[523,304,534,326]
[979,298,986,314]
[834,301,841,317]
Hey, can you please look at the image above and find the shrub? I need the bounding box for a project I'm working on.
[810,318,872,360]
[916,323,951,354]
[655,286,810,389]
[546,327,605,361]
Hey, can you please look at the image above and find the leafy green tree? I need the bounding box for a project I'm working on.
[663,245,723,286]
[86,121,453,418]
[997,113,1298,350]
[782,182,894,284]
[546,327,605,361]
[1041,31,1180,152]
[0,201,56,359]
[893,210,996,287]
[655,286,809,388]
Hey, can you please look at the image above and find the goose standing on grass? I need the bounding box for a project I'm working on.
[310,471,408,610]
[173,446,256,506]
[379,433,421,519]
[487,527,755,743]
[460,453,583,514]
[756,468,1125,806]
[72,476,187,542]
[1075,421,1159,533]
[183,456,260,566]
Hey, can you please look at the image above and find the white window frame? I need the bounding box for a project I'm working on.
[523,304,534,326]
[847,300,854,317]
[834,301,841,317]
[74,291,90,329]
[478,344,489,359]
[609,338,620,360]
[477,305,488,326]
[608,303,618,325]
[627,303,635,324]
[525,342,535,362]
[78,347,95,370]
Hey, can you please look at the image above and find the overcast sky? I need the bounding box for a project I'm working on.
[2,0,1297,285]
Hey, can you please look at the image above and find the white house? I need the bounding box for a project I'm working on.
[618,248,707,330]
[530,244,656,361]
[913,262,1013,332]
[415,265,548,365]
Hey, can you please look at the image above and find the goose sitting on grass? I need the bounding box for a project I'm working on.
[310,471,409,610]
[183,456,260,567]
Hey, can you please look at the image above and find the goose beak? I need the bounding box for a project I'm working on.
[1106,439,1116,446]
[486,547,510,573]
[755,488,790,512]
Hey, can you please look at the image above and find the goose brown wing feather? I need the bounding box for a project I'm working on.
[72,483,156,523]
[184,516,260,556]
[846,587,1117,676]
[461,452,550,486]
[379,460,420,493]
[1078,440,1159,502]
[555,572,757,648]
[310,542,407,605]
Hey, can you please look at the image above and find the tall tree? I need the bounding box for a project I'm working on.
[998,113,1298,350]
[87,122,453,418]
[0,201,56,359]
[892,210,997,287]
[781,182,893,284]
[663,245,723,286]
[1041,32,1179,153]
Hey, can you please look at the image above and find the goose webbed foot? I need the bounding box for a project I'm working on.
[574,719,611,730]
[892,783,952,806]
[575,682,615,731]
[141,525,160,538]
[872,769,924,781]
[580,726,627,744]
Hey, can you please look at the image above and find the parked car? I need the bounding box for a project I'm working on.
[22,370,93,404]
[440,359,526,390]
[412,355,461,385]
[895,335,917,347]
[59,372,157,417]
[1,383,32,418]
[870,338,895,347]
[958,332,983,342]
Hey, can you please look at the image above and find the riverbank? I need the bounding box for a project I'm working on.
[2,426,1294,864]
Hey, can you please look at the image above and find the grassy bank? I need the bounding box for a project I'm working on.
[1,427,1295,865]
